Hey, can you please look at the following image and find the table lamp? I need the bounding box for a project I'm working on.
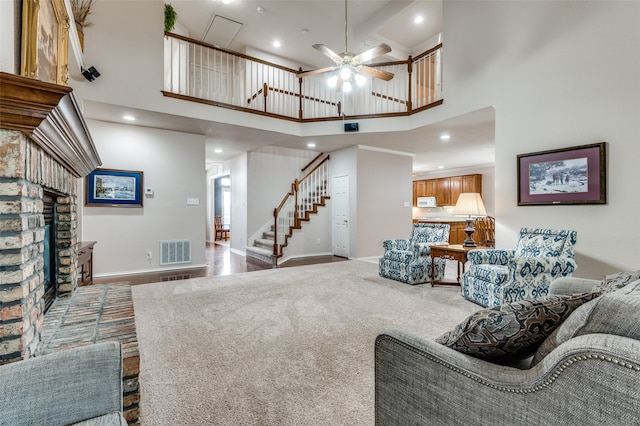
[452,193,487,247]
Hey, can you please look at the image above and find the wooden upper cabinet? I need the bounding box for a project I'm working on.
[424,180,436,197]
[435,178,450,206]
[413,174,483,207]
[462,174,482,193]
[449,176,462,206]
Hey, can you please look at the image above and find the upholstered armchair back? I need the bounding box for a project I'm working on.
[514,228,577,258]
[409,223,450,246]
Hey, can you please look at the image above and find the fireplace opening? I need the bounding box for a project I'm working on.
[42,192,57,312]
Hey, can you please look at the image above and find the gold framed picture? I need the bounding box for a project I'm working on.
[21,0,70,86]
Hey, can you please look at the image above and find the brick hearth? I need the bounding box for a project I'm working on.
[38,283,140,425]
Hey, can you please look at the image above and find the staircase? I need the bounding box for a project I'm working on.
[246,154,330,267]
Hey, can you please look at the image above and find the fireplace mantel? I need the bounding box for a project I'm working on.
[0,72,101,177]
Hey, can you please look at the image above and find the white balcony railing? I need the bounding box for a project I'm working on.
[163,32,442,121]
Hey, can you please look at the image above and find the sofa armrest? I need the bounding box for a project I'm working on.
[382,238,410,251]
[375,330,640,426]
[0,342,126,426]
[549,277,601,295]
[507,257,578,280]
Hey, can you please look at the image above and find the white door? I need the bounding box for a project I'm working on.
[332,175,350,258]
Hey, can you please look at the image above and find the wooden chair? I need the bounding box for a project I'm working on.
[473,216,495,247]
[214,216,229,241]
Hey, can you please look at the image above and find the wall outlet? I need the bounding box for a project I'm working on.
[146,250,152,260]
[316,238,321,245]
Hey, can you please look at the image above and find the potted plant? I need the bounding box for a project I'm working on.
[71,0,97,51]
[165,3,177,32]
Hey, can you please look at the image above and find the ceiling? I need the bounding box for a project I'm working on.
[84,0,495,175]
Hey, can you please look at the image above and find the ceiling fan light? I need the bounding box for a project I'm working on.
[355,74,366,87]
[343,81,352,93]
[340,66,352,80]
[327,75,339,88]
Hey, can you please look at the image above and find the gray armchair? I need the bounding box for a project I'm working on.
[0,342,127,426]
[375,277,640,425]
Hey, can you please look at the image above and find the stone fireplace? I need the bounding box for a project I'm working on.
[0,72,101,364]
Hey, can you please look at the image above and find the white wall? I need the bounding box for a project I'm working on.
[0,0,17,75]
[329,145,413,259]
[81,120,207,276]
[439,1,640,277]
[246,146,317,237]
[224,152,247,254]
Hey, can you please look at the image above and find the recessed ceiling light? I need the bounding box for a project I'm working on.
[221,0,232,5]
[301,28,309,35]
[307,142,316,148]
[123,115,135,121]
[440,133,450,141]
[414,16,424,24]
[273,40,281,48]
[214,148,223,153]
[438,165,444,169]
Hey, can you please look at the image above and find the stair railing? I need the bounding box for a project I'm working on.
[273,155,330,257]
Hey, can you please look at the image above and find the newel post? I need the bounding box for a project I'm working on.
[407,56,413,113]
[272,208,278,256]
[293,180,300,228]
[263,82,268,113]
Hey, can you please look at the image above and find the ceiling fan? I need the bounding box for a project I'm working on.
[297,0,394,91]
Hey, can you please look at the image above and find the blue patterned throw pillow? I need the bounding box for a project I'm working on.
[436,292,601,361]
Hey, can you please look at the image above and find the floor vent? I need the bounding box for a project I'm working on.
[160,240,192,265]
[161,273,192,282]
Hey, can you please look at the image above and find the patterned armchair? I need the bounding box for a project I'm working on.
[461,228,578,307]
[379,223,450,285]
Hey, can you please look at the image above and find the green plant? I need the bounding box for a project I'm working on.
[164,3,177,32]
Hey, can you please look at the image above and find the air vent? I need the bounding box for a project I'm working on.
[160,240,192,265]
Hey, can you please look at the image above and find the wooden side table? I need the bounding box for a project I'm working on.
[430,244,487,287]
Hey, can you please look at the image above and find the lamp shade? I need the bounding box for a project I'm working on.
[453,193,487,216]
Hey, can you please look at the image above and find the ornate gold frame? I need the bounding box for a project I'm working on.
[21,0,70,86]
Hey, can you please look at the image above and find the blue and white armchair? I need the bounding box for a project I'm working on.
[379,223,450,285]
[461,228,578,307]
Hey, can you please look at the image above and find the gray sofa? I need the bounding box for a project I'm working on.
[375,276,640,425]
[0,341,127,426]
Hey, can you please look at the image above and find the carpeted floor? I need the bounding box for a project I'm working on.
[132,260,479,425]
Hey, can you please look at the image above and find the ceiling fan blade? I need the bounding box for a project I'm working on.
[353,43,392,64]
[358,66,394,81]
[312,44,343,63]
[297,67,336,78]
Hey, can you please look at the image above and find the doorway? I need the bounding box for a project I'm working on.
[213,174,231,242]
[331,174,349,258]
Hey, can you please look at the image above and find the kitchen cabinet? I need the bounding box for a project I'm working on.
[435,178,450,206]
[413,174,482,207]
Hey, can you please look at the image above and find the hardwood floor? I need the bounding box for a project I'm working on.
[95,242,348,286]
[207,242,348,275]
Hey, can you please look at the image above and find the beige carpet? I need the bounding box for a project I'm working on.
[132,260,479,425]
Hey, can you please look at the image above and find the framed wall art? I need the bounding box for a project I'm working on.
[85,169,144,207]
[517,142,607,206]
[21,0,70,85]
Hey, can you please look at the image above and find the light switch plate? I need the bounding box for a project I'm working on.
[186,198,199,205]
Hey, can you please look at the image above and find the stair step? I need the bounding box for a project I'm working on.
[262,230,275,239]
[245,246,276,268]
[255,238,274,250]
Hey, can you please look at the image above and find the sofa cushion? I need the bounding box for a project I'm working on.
[593,270,640,293]
[532,280,640,365]
[436,292,600,361]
